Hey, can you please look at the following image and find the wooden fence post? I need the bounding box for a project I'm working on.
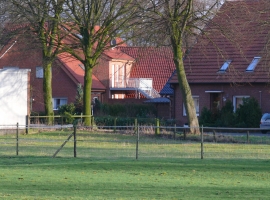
[26,115,29,134]
[155,118,160,135]
[174,124,176,140]
[114,118,117,133]
[201,125,204,159]
[183,129,186,140]
[136,124,139,160]
[213,130,217,143]
[247,131,249,143]
[134,118,137,134]
[74,125,77,158]
[16,123,19,156]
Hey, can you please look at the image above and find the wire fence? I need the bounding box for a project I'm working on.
[0,123,270,160]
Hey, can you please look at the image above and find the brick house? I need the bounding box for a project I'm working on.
[0,29,175,118]
[0,35,106,114]
[92,46,176,119]
[168,0,270,125]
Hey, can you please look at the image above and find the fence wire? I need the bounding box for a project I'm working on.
[0,124,270,160]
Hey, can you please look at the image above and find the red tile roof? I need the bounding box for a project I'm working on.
[119,46,175,92]
[57,53,106,90]
[170,0,270,84]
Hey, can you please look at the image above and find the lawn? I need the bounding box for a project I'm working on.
[0,130,270,199]
[1,157,270,199]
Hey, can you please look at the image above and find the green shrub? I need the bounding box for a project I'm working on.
[199,107,214,126]
[94,116,163,127]
[96,103,156,118]
[235,97,262,128]
[199,99,261,128]
[219,100,235,127]
[58,103,76,124]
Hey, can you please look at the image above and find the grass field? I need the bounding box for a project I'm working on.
[0,130,270,199]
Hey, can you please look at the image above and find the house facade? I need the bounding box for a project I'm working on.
[0,28,175,119]
[0,34,106,114]
[169,0,270,125]
[92,46,175,102]
[91,46,176,119]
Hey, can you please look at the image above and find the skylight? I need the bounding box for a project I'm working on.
[79,64,85,70]
[246,57,261,72]
[219,60,232,72]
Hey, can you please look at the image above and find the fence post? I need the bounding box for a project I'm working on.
[136,124,139,160]
[174,124,176,140]
[155,118,160,135]
[114,118,117,133]
[183,129,186,140]
[73,124,77,158]
[25,115,29,134]
[247,131,249,143]
[61,116,63,129]
[16,123,19,156]
[92,116,95,130]
[213,130,216,143]
[201,125,204,159]
[134,118,137,134]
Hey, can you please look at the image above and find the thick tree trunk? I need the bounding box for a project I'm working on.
[43,61,54,125]
[172,44,200,134]
[83,63,93,126]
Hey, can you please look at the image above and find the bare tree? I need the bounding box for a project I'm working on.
[9,0,66,124]
[62,0,139,125]
[138,0,221,133]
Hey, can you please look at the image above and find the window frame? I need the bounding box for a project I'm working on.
[183,96,200,116]
[246,57,261,72]
[218,60,232,72]
[233,95,250,112]
[52,97,68,110]
[36,66,43,78]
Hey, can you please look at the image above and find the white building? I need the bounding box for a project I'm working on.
[0,68,30,127]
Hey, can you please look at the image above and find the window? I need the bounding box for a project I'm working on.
[36,66,43,78]
[79,64,85,70]
[52,98,67,110]
[183,96,199,116]
[218,60,232,72]
[246,57,261,72]
[233,96,249,112]
[92,97,98,103]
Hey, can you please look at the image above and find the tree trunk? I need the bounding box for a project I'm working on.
[83,63,93,126]
[43,61,54,125]
[172,44,200,134]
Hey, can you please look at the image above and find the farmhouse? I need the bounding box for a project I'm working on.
[168,0,270,125]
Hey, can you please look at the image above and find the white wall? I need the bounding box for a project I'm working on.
[0,68,30,127]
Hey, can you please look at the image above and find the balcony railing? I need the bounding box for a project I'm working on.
[110,78,160,99]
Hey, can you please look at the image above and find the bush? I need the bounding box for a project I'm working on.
[58,103,76,124]
[235,97,262,128]
[93,116,167,127]
[219,100,235,127]
[199,98,261,128]
[96,103,157,118]
[199,107,214,126]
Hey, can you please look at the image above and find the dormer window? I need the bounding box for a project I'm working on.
[218,60,232,73]
[246,57,261,72]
